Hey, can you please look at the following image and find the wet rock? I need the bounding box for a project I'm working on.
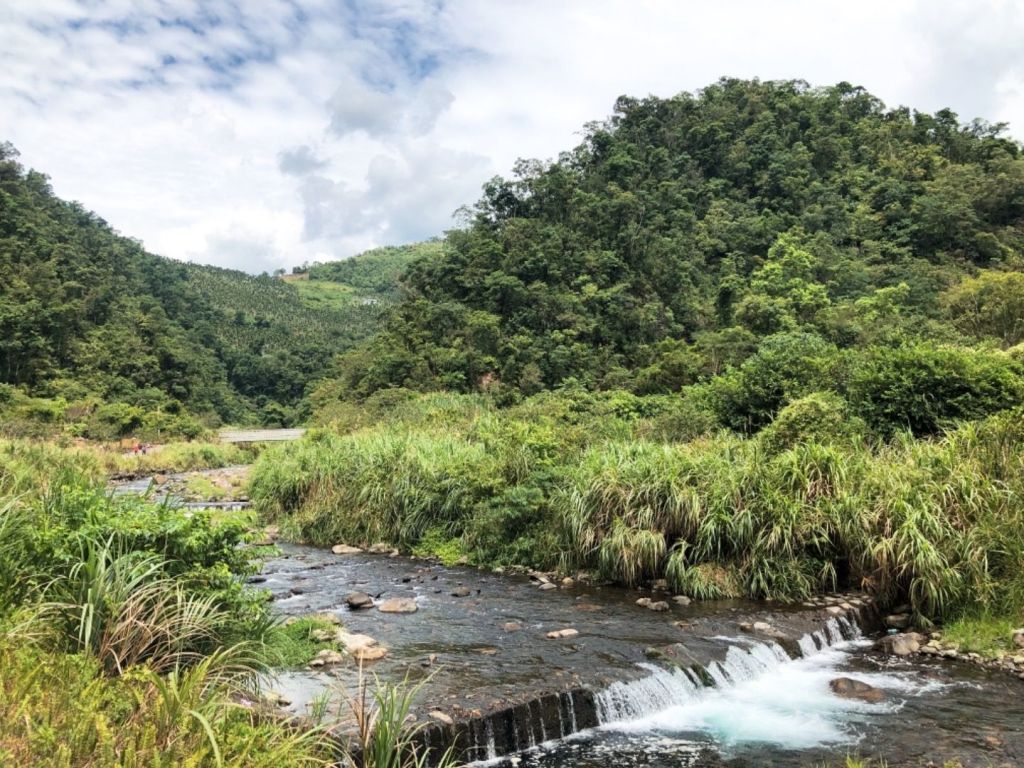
[368,543,391,554]
[561,577,575,588]
[503,621,522,632]
[877,632,925,656]
[826,606,845,616]
[429,711,454,725]
[648,601,670,612]
[378,597,418,613]
[474,647,499,655]
[829,677,884,703]
[450,586,471,597]
[885,613,911,630]
[336,631,377,652]
[538,582,557,591]
[331,544,363,555]
[346,592,374,610]
[246,575,267,584]
[673,595,692,606]
[546,628,579,639]
[636,597,652,608]
[354,646,388,662]
[312,649,345,666]
[289,586,305,595]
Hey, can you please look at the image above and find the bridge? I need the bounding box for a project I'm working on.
[218,428,306,443]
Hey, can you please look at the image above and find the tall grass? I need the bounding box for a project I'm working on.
[254,397,1024,623]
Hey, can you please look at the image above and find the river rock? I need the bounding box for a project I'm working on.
[336,631,377,652]
[562,577,575,587]
[354,646,389,662]
[263,690,292,707]
[450,586,471,597]
[331,544,363,555]
[673,595,692,606]
[636,597,652,608]
[1013,628,1024,648]
[546,628,579,639]
[378,597,417,613]
[346,592,374,610]
[311,649,345,666]
[885,613,911,630]
[648,601,670,612]
[368,543,391,554]
[503,621,523,632]
[538,582,557,591]
[429,711,454,725]
[829,677,884,703]
[877,632,925,656]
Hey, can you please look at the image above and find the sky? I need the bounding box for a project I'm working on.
[2,1,1023,274]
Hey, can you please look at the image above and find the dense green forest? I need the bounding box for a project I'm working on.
[321,78,1024,423]
[0,141,412,438]
[254,79,1024,630]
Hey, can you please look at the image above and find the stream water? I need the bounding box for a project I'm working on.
[110,479,1024,767]
[258,543,1024,768]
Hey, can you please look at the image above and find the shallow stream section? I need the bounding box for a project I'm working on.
[259,544,1024,767]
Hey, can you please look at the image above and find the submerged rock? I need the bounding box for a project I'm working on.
[829,677,885,703]
[346,592,374,610]
[450,586,471,597]
[538,582,557,591]
[378,597,418,613]
[648,601,670,612]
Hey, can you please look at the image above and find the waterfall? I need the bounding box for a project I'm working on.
[595,614,863,726]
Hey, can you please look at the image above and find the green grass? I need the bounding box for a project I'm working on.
[263,617,339,668]
[251,391,1024,626]
[942,614,1023,658]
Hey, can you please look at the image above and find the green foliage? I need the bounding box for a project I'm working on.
[845,344,1024,436]
[943,269,1024,347]
[758,392,865,453]
[322,80,1024,401]
[254,391,1024,624]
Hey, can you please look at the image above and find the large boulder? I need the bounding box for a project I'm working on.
[877,632,925,656]
[829,677,885,703]
[346,592,374,610]
[378,597,418,614]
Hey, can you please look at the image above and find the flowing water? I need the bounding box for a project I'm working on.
[108,478,1024,767]
[255,544,1024,768]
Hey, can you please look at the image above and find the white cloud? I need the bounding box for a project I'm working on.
[1,0,1022,273]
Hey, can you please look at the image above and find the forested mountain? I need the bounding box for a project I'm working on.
[324,78,1024,432]
[0,143,408,437]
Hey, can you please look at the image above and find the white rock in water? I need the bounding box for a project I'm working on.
[546,628,579,639]
[378,597,418,613]
[332,544,363,555]
[429,710,454,725]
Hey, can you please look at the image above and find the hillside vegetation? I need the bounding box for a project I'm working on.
[260,79,1024,631]
[321,78,1024,404]
[0,142,413,438]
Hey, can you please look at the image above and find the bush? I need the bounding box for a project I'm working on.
[845,344,1024,436]
[758,392,865,453]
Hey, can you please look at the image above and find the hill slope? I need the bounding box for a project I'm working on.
[0,143,414,437]
[323,78,1024,409]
